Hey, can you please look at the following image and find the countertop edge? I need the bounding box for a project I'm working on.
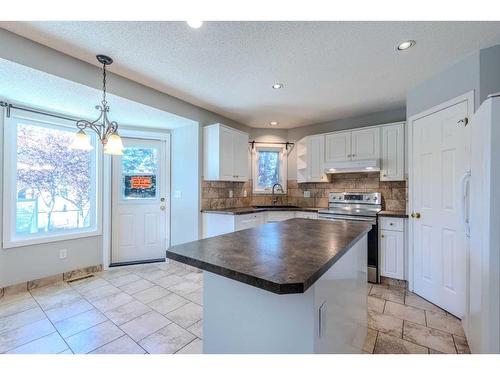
[201,207,320,215]
[377,211,409,218]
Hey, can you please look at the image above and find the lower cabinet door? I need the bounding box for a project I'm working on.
[380,230,404,280]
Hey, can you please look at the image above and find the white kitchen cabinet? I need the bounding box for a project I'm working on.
[294,211,318,219]
[379,217,405,280]
[265,211,295,222]
[204,124,249,182]
[202,212,264,238]
[296,135,327,183]
[351,127,380,160]
[325,131,352,163]
[324,128,380,164]
[381,123,405,181]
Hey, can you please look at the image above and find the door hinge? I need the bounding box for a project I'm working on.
[457,117,469,127]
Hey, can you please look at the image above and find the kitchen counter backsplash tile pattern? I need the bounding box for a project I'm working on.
[201,172,406,211]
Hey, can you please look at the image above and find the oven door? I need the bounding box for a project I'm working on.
[317,214,376,224]
[318,214,379,283]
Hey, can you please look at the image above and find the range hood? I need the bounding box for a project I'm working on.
[324,159,380,174]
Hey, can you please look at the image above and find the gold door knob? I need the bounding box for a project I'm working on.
[411,212,421,219]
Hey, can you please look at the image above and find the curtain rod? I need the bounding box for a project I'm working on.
[249,140,294,150]
[0,101,80,123]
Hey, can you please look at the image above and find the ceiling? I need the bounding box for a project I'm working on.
[0,58,196,129]
[2,21,500,129]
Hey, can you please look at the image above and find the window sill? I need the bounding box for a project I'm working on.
[2,228,102,249]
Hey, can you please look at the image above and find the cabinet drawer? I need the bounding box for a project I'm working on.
[266,211,295,222]
[235,213,264,231]
[294,211,318,219]
[379,217,404,231]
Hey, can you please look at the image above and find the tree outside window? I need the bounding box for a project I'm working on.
[15,123,95,234]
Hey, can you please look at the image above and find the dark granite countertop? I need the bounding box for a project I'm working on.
[201,206,321,215]
[167,218,371,295]
[378,210,409,218]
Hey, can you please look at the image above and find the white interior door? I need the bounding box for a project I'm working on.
[112,137,168,264]
[411,96,471,317]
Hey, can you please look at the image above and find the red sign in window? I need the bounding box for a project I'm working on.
[130,176,153,189]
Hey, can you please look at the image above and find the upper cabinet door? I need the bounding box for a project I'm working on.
[307,135,327,182]
[219,127,235,180]
[381,123,405,181]
[233,131,249,181]
[325,131,352,162]
[204,124,249,182]
[351,128,380,160]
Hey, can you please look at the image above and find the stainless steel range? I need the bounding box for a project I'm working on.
[318,192,382,283]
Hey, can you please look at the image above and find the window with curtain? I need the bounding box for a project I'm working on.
[3,110,101,248]
[252,145,287,194]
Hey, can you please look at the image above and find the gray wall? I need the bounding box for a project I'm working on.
[406,52,481,117]
[171,124,201,246]
[479,44,500,102]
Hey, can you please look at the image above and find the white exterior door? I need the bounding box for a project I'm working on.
[112,137,168,264]
[351,127,380,160]
[411,96,471,317]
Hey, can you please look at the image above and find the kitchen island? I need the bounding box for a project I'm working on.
[167,218,371,354]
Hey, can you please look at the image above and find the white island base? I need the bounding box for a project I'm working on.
[203,235,368,354]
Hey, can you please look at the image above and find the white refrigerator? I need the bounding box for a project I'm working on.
[466,93,500,353]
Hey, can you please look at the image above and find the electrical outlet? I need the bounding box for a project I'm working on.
[243,190,248,198]
[229,190,233,198]
[304,191,311,198]
[59,249,67,259]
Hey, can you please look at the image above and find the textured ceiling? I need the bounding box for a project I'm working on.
[0,58,195,129]
[2,21,500,128]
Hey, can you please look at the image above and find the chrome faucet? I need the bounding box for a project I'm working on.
[272,183,284,205]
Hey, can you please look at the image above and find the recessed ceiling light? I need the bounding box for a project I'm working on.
[396,40,415,51]
[269,121,279,126]
[187,20,203,29]
[272,83,284,89]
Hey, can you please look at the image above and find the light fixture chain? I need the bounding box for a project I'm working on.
[102,63,107,105]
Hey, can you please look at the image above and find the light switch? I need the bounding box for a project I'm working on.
[304,191,311,198]
[243,190,248,198]
[59,249,67,259]
[174,190,182,198]
[229,190,233,198]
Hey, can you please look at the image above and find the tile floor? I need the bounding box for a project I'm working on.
[0,262,470,354]
[0,262,203,354]
[364,283,470,354]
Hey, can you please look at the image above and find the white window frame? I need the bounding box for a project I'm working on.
[252,144,288,194]
[2,109,102,249]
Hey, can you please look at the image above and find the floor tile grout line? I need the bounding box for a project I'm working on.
[172,336,199,354]
[8,288,73,354]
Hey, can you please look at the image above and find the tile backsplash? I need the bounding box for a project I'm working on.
[201,172,406,211]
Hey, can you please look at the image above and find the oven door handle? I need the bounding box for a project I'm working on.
[318,215,376,224]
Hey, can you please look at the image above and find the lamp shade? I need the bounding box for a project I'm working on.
[69,130,94,151]
[104,133,124,155]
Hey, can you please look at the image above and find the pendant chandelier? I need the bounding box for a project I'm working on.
[70,54,124,155]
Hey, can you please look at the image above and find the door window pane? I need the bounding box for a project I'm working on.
[16,123,95,234]
[122,147,158,199]
[257,150,280,190]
